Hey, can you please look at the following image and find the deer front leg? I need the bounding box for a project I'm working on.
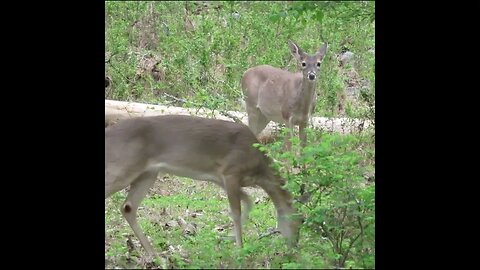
[240,189,253,225]
[299,122,309,173]
[299,122,307,149]
[213,182,252,242]
[212,181,253,226]
[284,117,296,152]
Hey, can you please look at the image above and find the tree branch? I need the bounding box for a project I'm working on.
[163,93,243,124]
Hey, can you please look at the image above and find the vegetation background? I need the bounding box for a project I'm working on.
[105,1,375,269]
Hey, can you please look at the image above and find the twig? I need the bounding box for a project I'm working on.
[105,51,117,64]
[219,110,243,124]
[340,220,363,267]
[258,228,281,240]
[163,93,243,124]
[320,222,337,254]
[163,93,189,104]
[337,189,369,267]
[105,53,135,85]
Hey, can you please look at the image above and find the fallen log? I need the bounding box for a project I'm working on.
[105,99,373,142]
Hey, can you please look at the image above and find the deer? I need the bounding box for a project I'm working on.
[105,115,302,258]
[241,40,328,150]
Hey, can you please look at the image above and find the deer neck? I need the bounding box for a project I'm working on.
[293,78,316,115]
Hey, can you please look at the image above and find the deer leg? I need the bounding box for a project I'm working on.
[212,182,252,245]
[247,107,269,136]
[283,131,291,152]
[121,170,159,257]
[222,174,243,247]
[239,189,253,225]
[106,169,140,199]
[284,119,295,152]
[299,123,307,149]
[212,181,252,226]
[299,122,308,173]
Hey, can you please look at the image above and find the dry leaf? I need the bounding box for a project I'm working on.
[177,217,187,227]
[214,225,226,232]
[183,223,197,236]
[165,220,179,229]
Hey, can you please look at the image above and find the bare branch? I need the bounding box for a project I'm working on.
[258,228,281,240]
[163,93,189,104]
[163,93,243,124]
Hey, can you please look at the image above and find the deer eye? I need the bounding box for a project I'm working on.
[301,62,306,67]
[317,62,321,67]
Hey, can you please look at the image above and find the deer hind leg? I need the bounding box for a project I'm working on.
[121,170,159,257]
[106,168,140,199]
[246,107,270,136]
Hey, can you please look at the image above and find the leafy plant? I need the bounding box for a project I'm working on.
[266,128,375,268]
[105,2,375,268]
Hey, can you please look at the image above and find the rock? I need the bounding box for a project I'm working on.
[340,51,355,66]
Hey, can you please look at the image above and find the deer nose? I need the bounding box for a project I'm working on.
[308,73,316,80]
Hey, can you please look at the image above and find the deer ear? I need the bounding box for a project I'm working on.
[288,40,304,61]
[316,43,328,61]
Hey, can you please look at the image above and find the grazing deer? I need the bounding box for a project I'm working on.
[105,115,302,257]
[241,40,328,150]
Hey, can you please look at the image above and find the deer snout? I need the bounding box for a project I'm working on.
[307,72,316,81]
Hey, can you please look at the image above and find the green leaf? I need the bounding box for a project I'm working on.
[268,14,280,23]
[315,10,324,23]
[252,143,262,148]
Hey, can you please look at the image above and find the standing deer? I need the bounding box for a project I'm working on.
[105,115,302,257]
[241,40,328,150]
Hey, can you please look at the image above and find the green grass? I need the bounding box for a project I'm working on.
[105,1,375,119]
[105,2,375,268]
[106,177,332,269]
[105,131,375,269]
